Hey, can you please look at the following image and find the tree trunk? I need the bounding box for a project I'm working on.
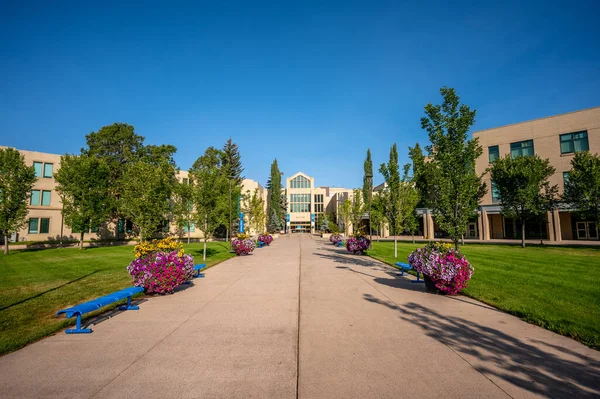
[461,235,465,246]
[454,239,459,251]
[187,226,191,245]
[394,237,397,258]
[4,236,8,255]
[412,233,415,244]
[79,232,84,250]
[203,215,207,261]
[521,220,526,248]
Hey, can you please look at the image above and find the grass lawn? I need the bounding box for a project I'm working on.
[0,241,234,355]
[368,241,600,350]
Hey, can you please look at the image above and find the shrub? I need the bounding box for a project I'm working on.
[258,233,273,245]
[127,250,195,294]
[231,238,256,255]
[408,242,474,295]
[346,236,370,254]
[330,234,342,244]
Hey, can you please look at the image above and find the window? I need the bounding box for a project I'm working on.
[30,190,41,206]
[28,218,39,234]
[41,190,51,206]
[560,131,589,154]
[563,172,569,185]
[91,225,99,233]
[488,146,499,163]
[40,218,50,234]
[510,140,534,158]
[183,221,195,232]
[290,175,310,189]
[33,162,43,177]
[118,219,134,233]
[290,193,311,212]
[43,163,53,178]
[491,181,501,203]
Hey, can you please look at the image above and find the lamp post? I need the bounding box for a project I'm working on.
[366,172,373,248]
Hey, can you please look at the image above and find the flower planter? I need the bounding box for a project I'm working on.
[423,275,441,294]
[322,233,332,240]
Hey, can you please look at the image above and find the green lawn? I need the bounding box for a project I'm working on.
[368,241,600,350]
[0,242,234,355]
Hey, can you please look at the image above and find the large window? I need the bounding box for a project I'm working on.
[491,181,501,203]
[560,131,589,154]
[563,172,569,186]
[510,140,534,158]
[28,218,49,234]
[488,146,499,163]
[30,190,41,206]
[314,194,324,213]
[43,163,53,178]
[290,175,310,189]
[41,190,51,206]
[290,193,310,212]
[33,162,43,177]
[183,221,195,232]
[28,218,39,234]
[33,161,53,178]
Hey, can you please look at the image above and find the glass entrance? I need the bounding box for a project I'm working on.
[576,221,599,240]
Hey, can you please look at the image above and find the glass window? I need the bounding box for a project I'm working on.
[91,225,99,233]
[491,181,501,203]
[41,190,51,206]
[43,163,53,178]
[184,221,195,233]
[560,131,589,154]
[563,172,569,185]
[118,219,125,233]
[28,218,39,234]
[510,140,534,158]
[30,190,41,206]
[290,175,310,189]
[40,218,50,234]
[33,162,43,177]
[488,146,499,163]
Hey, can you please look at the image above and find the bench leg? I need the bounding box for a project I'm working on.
[119,295,140,311]
[65,314,92,334]
[411,272,425,283]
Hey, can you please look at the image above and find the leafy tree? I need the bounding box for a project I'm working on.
[118,161,176,242]
[339,198,352,236]
[171,178,195,244]
[362,148,373,231]
[370,193,387,241]
[0,148,37,255]
[490,155,558,248]
[143,144,177,167]
[327,212,340,233]
[266,159,284,233]
[379,143,402,257]
[563,151,600,223]
[398,164,420,241]
[350,189,364,235]
[190,147,228,260]
[419,87,486,250]
[54,154,112,250]
[242,188,266,234]
[408,143,432,208]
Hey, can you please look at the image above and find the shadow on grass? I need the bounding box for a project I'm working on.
[363,294,600,399]
[0,270,100,312]
[188,247,219,258]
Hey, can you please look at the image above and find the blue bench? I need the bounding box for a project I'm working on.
[394,262,425,283]
[336,241,344,247]
[56,286,144,334]
[257,241,265,248]
[194,264,206,278]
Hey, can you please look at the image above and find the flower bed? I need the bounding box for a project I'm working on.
[330,234,342,245]
[127,238,195,294]
[408,243,474,295]
[258,234,273,246]
[346,236,370,254]
[231,234,256,255]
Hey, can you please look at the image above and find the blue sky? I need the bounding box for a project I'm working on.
[1,0,599,188]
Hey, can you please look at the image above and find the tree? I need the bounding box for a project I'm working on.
[54,155,112,250]
[563,151,600,223]
[350,189,364,235]
[419,87,486,250]
[338,198,352,236]
[379,143,401,257]
[490,155,558,248]
[221,138,244,185]
[0,148,37,255]
[190,147,228,260]
[268,209,282,233]
[118,161,176,242]
[318,213,330,232]
[370,194,387,241]
[242,188,266,234]
[171,178,195,244]
[363,149,373,234]
[266,159,283,233]
[398,164,420,243]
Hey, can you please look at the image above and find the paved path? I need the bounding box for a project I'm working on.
[1,235,599,398]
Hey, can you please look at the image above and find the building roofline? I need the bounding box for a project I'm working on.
[473,105,600,135]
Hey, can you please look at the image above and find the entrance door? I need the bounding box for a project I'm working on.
[467,222,477,239]
[576,222,587,239]
[588,222,598,240]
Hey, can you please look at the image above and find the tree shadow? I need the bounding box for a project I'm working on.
[363,294,600,398]
[0,271,99,311]
[188,247,219,258]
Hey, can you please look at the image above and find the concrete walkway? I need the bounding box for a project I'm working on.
[1,235,599,398]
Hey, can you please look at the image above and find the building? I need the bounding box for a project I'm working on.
[474,106,600,241]
[0,147,265,243]
[284,172,355,234]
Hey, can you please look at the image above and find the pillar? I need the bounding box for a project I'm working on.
[547,211,555,241]
[553,209,562,242]
[481,209,490,241]
[477,211,484,241]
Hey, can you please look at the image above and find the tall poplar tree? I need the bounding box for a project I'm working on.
[362,149,373,239]
[0,148,37,255]
[266,159,283,233]
[379,144,401,257]
[419,87,486,250]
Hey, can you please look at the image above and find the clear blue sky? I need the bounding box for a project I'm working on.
[2,0,599,188]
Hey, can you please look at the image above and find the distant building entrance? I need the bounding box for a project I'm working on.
[291,222,311,233]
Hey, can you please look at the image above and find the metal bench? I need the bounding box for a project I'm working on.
[394,262,425,283]
[257,241,265,248]
[194,264,207,278]
[56,286,144,334]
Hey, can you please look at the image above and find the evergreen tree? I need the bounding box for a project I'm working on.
[221,138,244,185]
[267,159,283,233]
[0,148,37,255]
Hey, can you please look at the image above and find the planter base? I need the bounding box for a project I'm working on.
[423,275,441,294]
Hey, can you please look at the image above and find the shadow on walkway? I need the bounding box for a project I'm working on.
[363,294,600,399]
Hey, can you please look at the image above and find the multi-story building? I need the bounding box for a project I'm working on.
[473,106,600,242]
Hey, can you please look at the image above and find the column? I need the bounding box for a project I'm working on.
[481,209,490,241]
[477,211,484,240]
[547,211,555,241]
[553,209,562,242]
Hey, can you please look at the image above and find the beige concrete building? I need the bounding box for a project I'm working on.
[473,106,600,242]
